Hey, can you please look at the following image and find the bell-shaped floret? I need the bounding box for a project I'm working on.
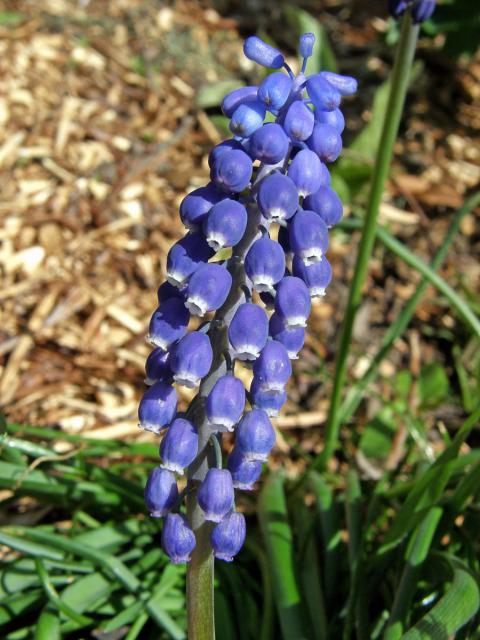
[148,298,189,349]
[283,100,315,141]
[320,71,358,97]
[221,86,258,117]
[162,513,196,564]
[198,468,234,523]
[144,467,178,517]
[171,332,213,388]
[145,348,172,385]
[228,302,269,361]
[208,139,245,168]
[306,74,341,111]
[138,381,177,434]
[243,36,284,69]
[269,313,305,359]
[274,276,311,329]
[157,281,185,305]
[287,148,324,197]
[211,149,253,193]
[257,72,292,111]
[206,374,245,431]
[289,209,329,265]
[249,123,289,164]
[160,418,198,475]
[166,232,213,288]
[211,511,246,562]
[179,183,223,230]
[227,447,263,490]
[412,0,436,23]
[292,255,332,298]
[304,186,343,227]
[203,199,248,252]
[252,340,292,392]
[230,101,266,138]
[314,107,345,133]
[257,173,298,225]
[250,377,287,417]
[244,236,285,294]
[307,123,343,163]
[300,32,316,59]
[185,263,232,317]
[235,409,276,461]
[388,0,409,18]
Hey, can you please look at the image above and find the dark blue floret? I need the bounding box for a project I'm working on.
[211,511,246,562]
[162,514,196,564]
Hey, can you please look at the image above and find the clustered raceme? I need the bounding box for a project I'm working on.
[388,0,436,23]
[140,33,356,564]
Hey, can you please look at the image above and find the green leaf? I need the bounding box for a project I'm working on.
[418,363,449,409]
[359,407,397,460]
[0,11,24,26]
[258,473,308,640]
[0,532,65,561]
[196,80,242,110]
[34,609,60,640]
[60,572,114,614]
[402,566,479,639]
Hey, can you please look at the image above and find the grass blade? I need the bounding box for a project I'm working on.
[402,565,479,639]
[34,609,60,640]
[258,473,308,640]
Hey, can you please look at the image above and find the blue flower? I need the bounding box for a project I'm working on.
[211,511,246,562]
[198,469,235,523]
[144,467,178,517]
[162,514,196,564]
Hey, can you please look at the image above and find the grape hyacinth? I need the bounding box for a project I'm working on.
[388,0,436,23]
[139,32,356,566]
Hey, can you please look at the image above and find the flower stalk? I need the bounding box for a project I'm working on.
[314,11,420,472]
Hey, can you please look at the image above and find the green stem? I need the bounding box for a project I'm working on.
[314,13,419,471]
[337,191,480,426]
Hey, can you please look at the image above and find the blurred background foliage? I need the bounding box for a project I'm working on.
[0,0,479,638]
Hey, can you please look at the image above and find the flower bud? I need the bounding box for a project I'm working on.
[289,209,329,265]
[203,198,248,251]
[388,0,409,17]
[162,513,196,564]
[292,255,332,298]
[198,468,234,522]
[269,313,305,359]
[179,183,222,230]
[243,36,284,69]
[244,236,285,293]
[250,377,287,416]
[314,107,345,133]
[148,298,189,349]
[221,86,258,117]
[145,348,172,385]
[299,33,315,59]
[166,232,213,288]
[185,263,232,317]
[144,467,178,517]
[228,302,269,361]
[320,71,358,96]
[230,101,266,138]
[236,409,276,461]
[206,374,246,431]
[304,186,343,227]
[171,331,213,388]
[211,511,246,562]
[253,340,292,392]
[211,149,253,193]
[208,138,245,168]
[157,281,185,305]
[249,123,289,164]
[307,123,343,163]
[257,72,292,110]
[257,172,298,225]
[306,74,341,111]
[412,0,436,23]
[274,276,311,329]
[160,418,198,474]
[227,447,263,490]
[287,148,324,197]
[283,100,314,141]
[138,381,177,434]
